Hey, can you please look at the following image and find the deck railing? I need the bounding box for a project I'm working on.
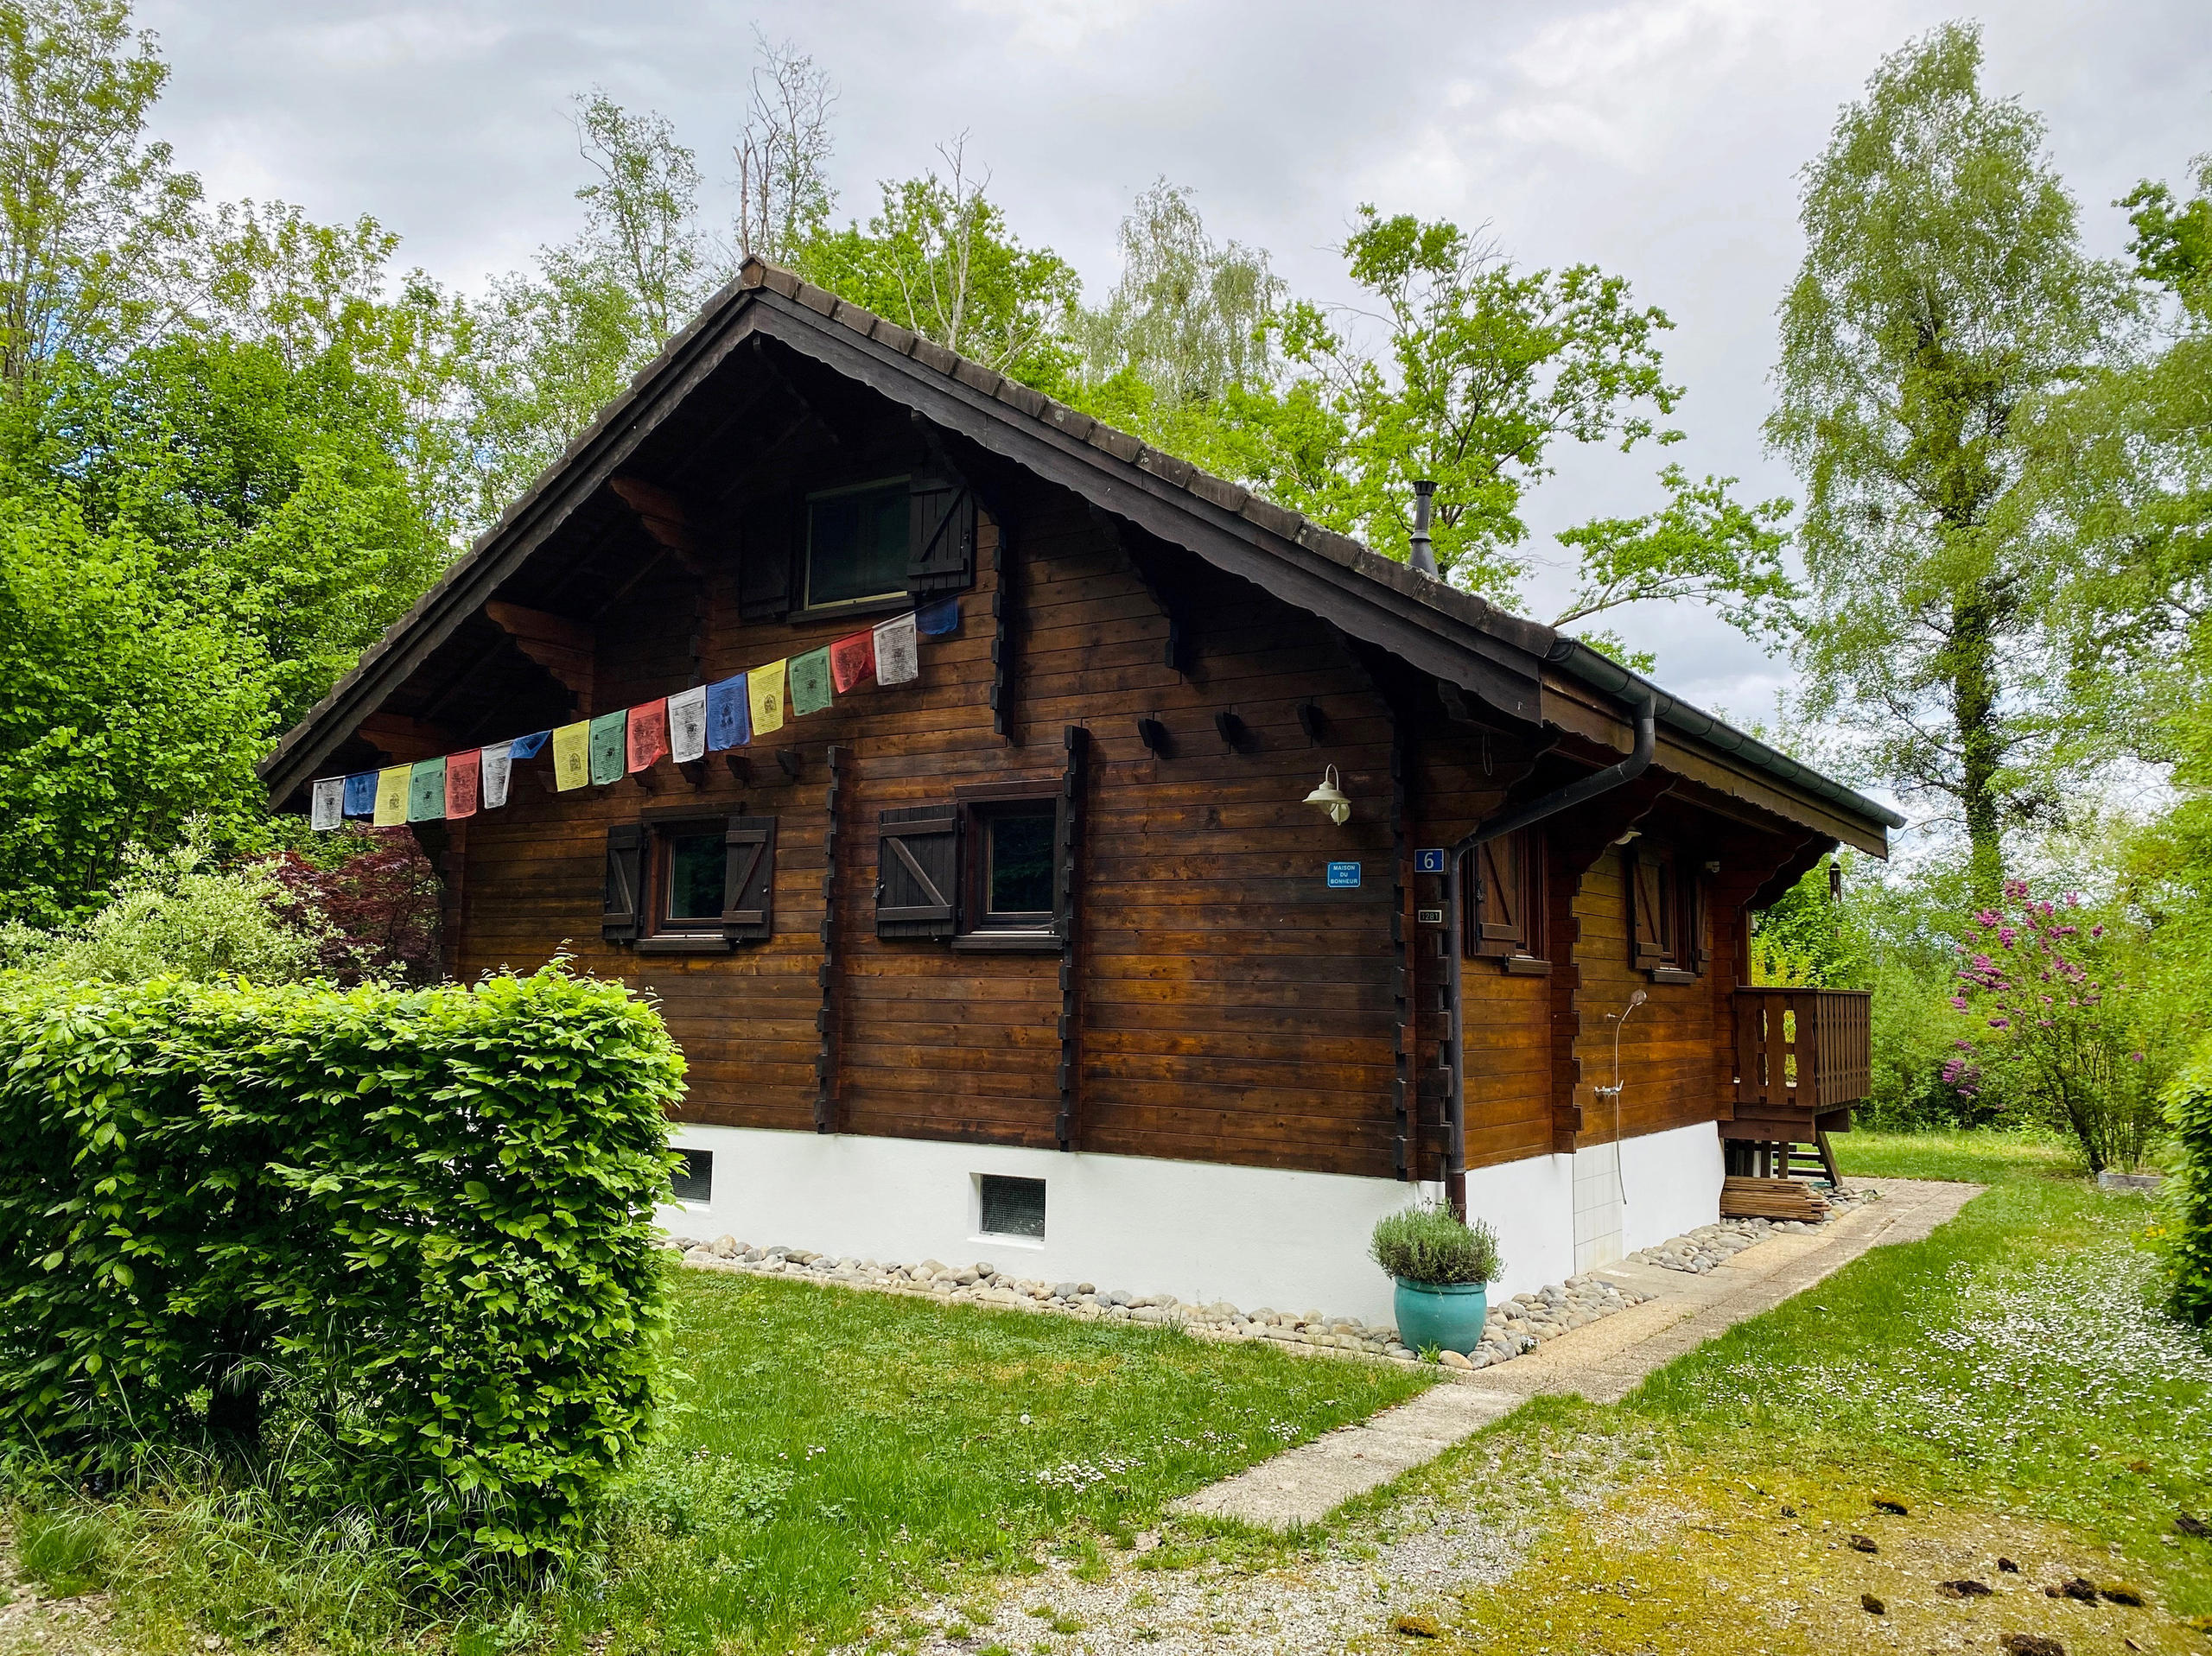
[1732,987,1872,1114]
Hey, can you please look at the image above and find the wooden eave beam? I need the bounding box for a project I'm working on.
[483,601,594,711]
[607,476,709,578]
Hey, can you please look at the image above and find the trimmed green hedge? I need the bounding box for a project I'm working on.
[2167,1044,2212,1326]
[0,965,684,1570]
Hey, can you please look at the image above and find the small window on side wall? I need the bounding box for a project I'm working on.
[1629,844,1696,983]
[670,1148,713,1204]
[610,813,776,953]
[1467,828,1548,974]
[979,1174,1046,1240]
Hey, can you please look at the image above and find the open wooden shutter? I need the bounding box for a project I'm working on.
[721,815,777,942]
[877,804,958,938]
[1682,869,1710,975]
[739,493,797,621]
[907,477,976,599]
[603,824,645,942]
[1474,833,1527,953]
[1629,846,1673,965]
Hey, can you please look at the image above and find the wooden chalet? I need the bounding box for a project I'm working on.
[264,258,1898,1318]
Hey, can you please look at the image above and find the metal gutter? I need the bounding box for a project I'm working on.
[1541,638,1905,831]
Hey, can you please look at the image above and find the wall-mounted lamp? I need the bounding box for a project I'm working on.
[1137,716,1172,758]
[1303,764,1351,826]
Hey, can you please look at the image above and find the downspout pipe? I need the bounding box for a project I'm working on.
[1440,686,1656,1218]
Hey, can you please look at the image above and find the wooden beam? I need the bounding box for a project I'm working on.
[483,602,594,713]
[356,712,451,765]
[607,475,710,578]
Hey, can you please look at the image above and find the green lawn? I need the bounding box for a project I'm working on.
[3,1266,1428,1656]
[1380,1127,2212,1653]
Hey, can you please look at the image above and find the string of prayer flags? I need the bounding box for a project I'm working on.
[552,721,590,790]
[917,595,960,636]
[480,743,512,810]
[588,712,626,786]
[830,629,874,694]
[446,748,480,819]
[342,771,377,819]
[407,758,447,823]
[372,765,409,826]
[749,659,788,736]
[310,778,344,832]
[668,685,708,764]
[628,699,669,771]
[510,730,550,760]
[706,673,748,750]
[789,647,833,716]
[874,611,918,685]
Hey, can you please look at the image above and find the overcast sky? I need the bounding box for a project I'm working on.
[136,0,2212,733]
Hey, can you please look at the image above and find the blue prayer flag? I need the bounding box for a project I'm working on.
[342,772,378,817]
[917,596,961,636]
[706,672,750,750]
[509,729,550,760]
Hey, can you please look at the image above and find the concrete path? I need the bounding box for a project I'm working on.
[1176,1177,1981,1531]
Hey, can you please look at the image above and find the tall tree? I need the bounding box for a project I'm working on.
[1770,22,2126,897]
[464,92,727,520]
[0,0,200,392]
[731,31,836,265]
[796,136,1079,390]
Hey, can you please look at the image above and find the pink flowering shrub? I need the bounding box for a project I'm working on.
[1950,882,2162,1173]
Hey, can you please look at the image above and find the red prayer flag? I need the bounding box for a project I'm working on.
[627,699,670,771]
[830,628,875,694]
[446,748,480,819]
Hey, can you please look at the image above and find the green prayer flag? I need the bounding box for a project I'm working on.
[789,646,834,716]
[588,711,626,785]
[407,757,448,822]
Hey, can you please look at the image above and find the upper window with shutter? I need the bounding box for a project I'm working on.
[804,479,912,613]
[1465,828,1548,972]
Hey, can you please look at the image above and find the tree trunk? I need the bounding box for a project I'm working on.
[1949,581,2005,904]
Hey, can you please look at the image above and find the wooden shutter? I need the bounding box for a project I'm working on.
[907,477,976,598]
[721,815,777,942]
[1475,833,1527,952]
[1629,846,1673,965]
[739,493,796,621]
[877,804,958,938]
[603,824,645,942]
[1682,869,1710,975]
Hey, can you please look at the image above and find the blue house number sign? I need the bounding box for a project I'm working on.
[1414,847,1447,873]
[1326,861,1362,889]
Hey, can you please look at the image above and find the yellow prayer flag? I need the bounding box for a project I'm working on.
[552,720,591,790]
[372,765,410,826]
[748,658,787,736]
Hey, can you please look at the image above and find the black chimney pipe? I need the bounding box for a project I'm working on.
[1408,479,1438,578]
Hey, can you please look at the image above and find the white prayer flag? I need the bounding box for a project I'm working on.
[873,611,919,686]
[480,744,512,810]
[309,777,344,832]
[668,684,709,764]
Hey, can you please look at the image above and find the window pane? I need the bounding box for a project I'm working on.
[667,831,727,923]
[980,1174,1046,1239]
[808,484,908,606]
[987,809,1054,916]
[671,1148,712,1203]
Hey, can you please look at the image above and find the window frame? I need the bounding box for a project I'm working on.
[950,782,1065,954]
[623,807,776,955]
[800,474,913,619]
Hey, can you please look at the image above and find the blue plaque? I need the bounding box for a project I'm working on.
[1415,847,1447,873]
[1326,861,1362,889]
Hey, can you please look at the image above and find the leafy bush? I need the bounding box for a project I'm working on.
[1370,1202,1503,1286]
[0,819,339,985]
[0,963,685,1576]
[2165,1044,2212,1326]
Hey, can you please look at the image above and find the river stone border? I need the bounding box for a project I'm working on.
[661,1238,1665,1373]
[1625,1184,1880,1274]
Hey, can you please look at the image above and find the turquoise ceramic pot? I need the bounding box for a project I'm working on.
[1392,1278,1489,1355]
